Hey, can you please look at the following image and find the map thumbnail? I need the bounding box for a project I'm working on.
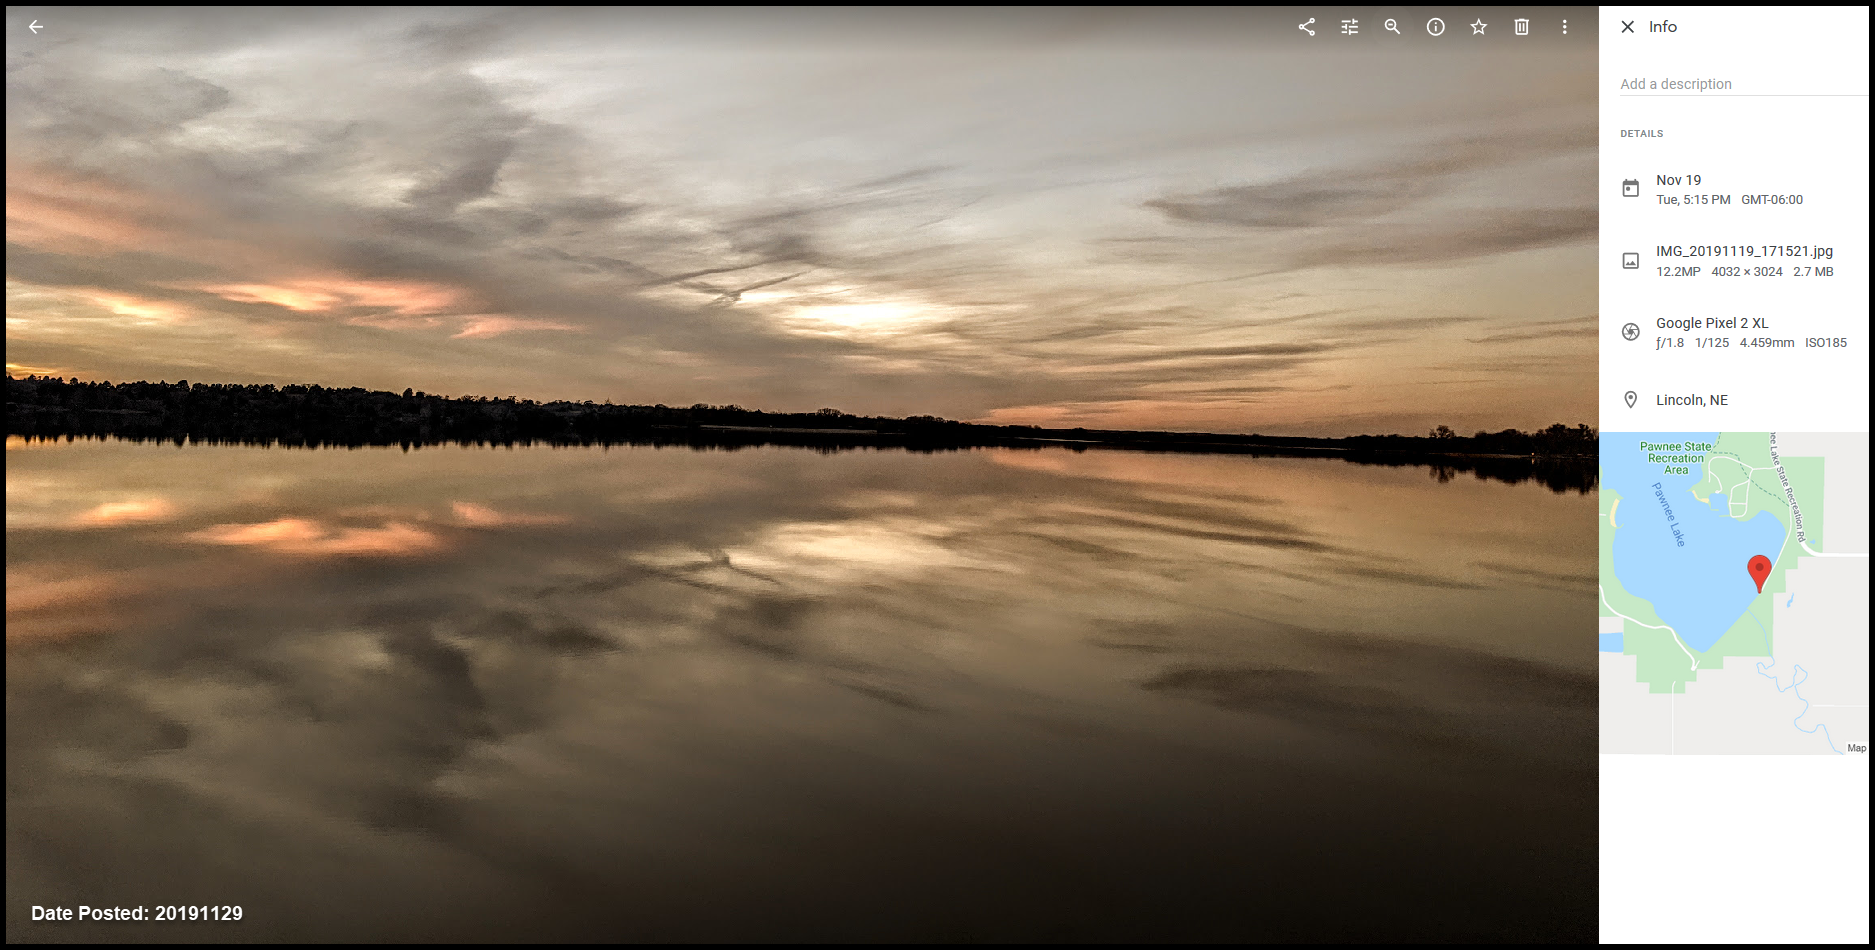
[1600,432,1869,755]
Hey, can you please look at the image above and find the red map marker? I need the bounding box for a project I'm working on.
[1747,555,1772,593]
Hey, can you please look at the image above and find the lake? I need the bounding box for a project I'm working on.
[6,437,1597,941]
[1600,431,1789,652]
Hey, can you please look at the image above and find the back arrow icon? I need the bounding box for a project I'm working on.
[30,19,43,34]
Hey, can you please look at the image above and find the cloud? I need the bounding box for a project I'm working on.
[3,9,1596,434]
[1292,209,1597,270]
[1146,128,1595,230]
[451,501,570,525]
[1150,177,1436,230]
[4,163,179,254]
[451,316,583,339]
[1466,315,1598,345]
[1144,129,1596,273]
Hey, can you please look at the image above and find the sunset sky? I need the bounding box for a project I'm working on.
[6,8,1595,436]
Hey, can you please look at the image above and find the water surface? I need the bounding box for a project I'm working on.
[6,439,1596,941]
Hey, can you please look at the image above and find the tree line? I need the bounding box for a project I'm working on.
[6,375,1597,492]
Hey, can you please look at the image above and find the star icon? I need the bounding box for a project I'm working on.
[1470,19,1487,34]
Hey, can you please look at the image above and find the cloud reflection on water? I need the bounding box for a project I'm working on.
[5,440,1596,940]
[73,497,178,526]
[187,517,445,557]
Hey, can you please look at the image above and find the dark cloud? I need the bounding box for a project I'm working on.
[1429,354,1588,375]
[1147,128,1596,230]
[1151,178,1438,230]
[1470,560,1598,591]
[1466,315,1598,345]
[1144,128,1596,278]
[1142,638,1593,762]
[1297,208,1597,269]
[1334,314,1486,333]
[403,132,522,216]
[1112,341,1343,360]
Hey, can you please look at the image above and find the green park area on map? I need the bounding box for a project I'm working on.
[1599,432,1825,694]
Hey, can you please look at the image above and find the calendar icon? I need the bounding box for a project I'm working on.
[1622,179,1640,197]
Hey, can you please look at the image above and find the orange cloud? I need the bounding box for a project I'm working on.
[974,399,1206,431]
[186,517,443,557]
[4,564,150,643]
[4,361,67,377]
[81,290,190,324]
[3,284,194,328]
[192,283,342,312]
[190,277,467,317]
[451,501,569,526]
[75,498,178,526]
[4,163,170,254]
[5,566,135,615]
[452,315,582,339]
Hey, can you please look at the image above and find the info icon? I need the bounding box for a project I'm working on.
[1622,178,1640,197]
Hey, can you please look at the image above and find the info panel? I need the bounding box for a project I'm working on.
[1599,6,1870,946]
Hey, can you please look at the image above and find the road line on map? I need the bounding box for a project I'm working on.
[1600,584,1698,671]
[1799,541,1868,558]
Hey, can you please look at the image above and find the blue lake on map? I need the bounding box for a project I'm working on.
[1602,432,1788,652]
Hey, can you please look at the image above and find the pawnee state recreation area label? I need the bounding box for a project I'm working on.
[1602,432,1787,653]
[1642,439,1713,475]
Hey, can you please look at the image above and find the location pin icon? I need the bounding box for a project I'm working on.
[1747,554,1772,593]
[1624,390,1637,408]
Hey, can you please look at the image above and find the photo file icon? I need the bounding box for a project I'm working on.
[1622,178,1640,197]
[1622,252,1640,269]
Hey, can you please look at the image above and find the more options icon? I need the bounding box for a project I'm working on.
[1426,17,1445,36]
